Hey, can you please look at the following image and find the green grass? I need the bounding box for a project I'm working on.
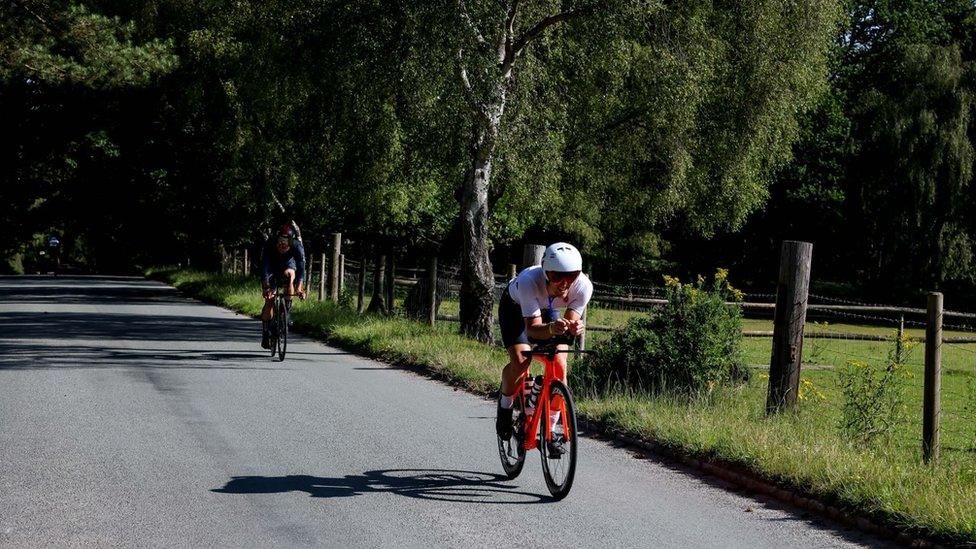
[150,268,976,543]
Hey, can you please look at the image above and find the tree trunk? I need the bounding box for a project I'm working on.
[366,253,387,314]
[459,111,502,343]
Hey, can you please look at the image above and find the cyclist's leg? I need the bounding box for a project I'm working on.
[501,344,532,396]
[554,345,570,385]
[497,344,530,438]
[282,255,298,296]
[497,291,532,437]
[498,288,533,396]
[260,278,279,348]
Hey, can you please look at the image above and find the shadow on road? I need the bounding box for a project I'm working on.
[0,312,259,343]
[0,276,354,369]
[213,469,551,505]
[0,278,188,306]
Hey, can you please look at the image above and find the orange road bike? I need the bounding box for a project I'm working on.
[497,338,594,499]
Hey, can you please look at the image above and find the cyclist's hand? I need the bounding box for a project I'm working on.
[549,318,570,336]
[568,319,585,336]
[298,288,307,300]
[263,287,274,300]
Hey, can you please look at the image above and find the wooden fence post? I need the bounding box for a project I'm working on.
[579,268,593,351]
[307,255,314,292]
[232,249,239,275]
[522,244,545,269]
[766,240,813,414]
[243,248,249,276]
[330,233,341,301]
[923,292,943,464]
[357,254,367,313]
[896,314,905,364]
[579,308,587,351]
[318,252,326,301]
[339,253,345,293]
[428,257,437,327]
[508,263,517,280]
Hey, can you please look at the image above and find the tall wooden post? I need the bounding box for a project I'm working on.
[232,249,239,275]
[307,255,315,293]
[579,308,588,351]
[579,268,593,351]
[428,257,438,327]
[330,233,341,301]
[766,241,813,414]
[243,248,249,276]
[923,292,943,464]
[522,244,545,269]
[357,254,367,313]
[507,263,517,280]
[339,254,345,292]
[318,252,326,301]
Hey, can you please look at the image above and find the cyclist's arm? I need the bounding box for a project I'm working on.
[523,315,570,339]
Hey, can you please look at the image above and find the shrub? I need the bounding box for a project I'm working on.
[582,269,748,397]
[838,336,911,445]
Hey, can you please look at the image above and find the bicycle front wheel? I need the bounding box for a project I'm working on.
[540,380,577,499]
[276,299,288,361]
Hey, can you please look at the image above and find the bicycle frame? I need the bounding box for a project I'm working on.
[520,348,572,452]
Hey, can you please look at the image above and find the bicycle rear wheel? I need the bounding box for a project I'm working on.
[275,298,288,361]
[540,380,577,499]
[497,390,526,479]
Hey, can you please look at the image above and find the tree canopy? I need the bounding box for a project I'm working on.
[8,0,972,313]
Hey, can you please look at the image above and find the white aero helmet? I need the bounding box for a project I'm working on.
[541,242,583,272]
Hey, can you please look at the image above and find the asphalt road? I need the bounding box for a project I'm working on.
[0,276,890,548]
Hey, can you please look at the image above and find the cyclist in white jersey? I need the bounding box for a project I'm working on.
[495,242,592,442]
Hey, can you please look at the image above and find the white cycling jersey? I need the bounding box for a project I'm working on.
[507,265,593,318]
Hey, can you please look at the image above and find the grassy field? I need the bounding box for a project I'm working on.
[152,269,976,543]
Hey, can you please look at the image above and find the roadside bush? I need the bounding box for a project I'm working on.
[581,270,748,397]
[838,335,911,445]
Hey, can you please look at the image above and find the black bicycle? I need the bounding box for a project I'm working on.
[268,292,292,361]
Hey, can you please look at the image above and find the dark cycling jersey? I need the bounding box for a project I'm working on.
[261,239,306,287]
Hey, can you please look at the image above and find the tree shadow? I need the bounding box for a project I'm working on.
[0,278,188,306]
[0,343,290,370]
[212,469,551,504]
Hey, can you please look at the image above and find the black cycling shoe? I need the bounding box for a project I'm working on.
[261,331,271,349]
[546,434,566,458]
[496,405,514,439]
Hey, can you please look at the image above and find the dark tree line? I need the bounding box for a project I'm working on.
[15,1,974,335]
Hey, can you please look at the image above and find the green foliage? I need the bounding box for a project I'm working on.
[725,0,976,296]
[584,269,747,396]
[0,3,178,88]
[838,341,912,445]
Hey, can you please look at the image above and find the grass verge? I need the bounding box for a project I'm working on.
[149,268,975,544]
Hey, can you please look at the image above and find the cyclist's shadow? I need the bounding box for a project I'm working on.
[212,469,551,504]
